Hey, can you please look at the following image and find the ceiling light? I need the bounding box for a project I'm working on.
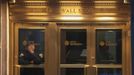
[95,13,117,16]
[95,17,117,21]
[60,16,83,20]
[95,6,116,8]
[94,1,117,3]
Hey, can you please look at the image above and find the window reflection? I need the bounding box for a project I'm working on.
[19,29,45,64]
[60,29,87,64]
[98,68,122,75]
[61,68,84,75]
[96,29,122,64]
[18,29,45,75]
[20,68,44,75]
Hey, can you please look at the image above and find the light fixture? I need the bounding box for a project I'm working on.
[95,13,117,16]
[95,6,116,8]
[25,13,48,15]
[26,17,48,20]
[60,16,84,20]
[24,1,47,3]
[95,17,117,21]
[94,1,117,3]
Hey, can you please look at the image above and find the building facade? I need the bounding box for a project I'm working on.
[0,0,131,75]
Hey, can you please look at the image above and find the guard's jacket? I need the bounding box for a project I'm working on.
[19,50,42,64]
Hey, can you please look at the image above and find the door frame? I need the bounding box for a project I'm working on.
[12,23,48,75]
[9,22,131,75]
[91,24,126,75]
[57,24,90,75]
[57,23,131,75]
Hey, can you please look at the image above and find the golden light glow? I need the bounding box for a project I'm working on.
[94,1,117,3]
[25,13,48,15]
[26,17,48,20]
[60,6,82,15]
[84,65,90,68]
[107,30,114,32]
[95,6,116,8]
[10,0,16,3]
[124,0,129,3]
[60,16,84,20]
[95,13,117,16]
[59,1,81,3]
[23,1,47,3]
[23,6,48,8]
[95,17,117,21]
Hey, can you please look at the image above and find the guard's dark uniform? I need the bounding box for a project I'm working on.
[19,50,44,75]
[97,45,111,64]
[19,50,42,64]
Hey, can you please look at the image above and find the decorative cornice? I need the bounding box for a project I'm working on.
[9,0,130,22]
[9,1,130,6]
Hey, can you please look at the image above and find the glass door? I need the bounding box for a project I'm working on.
[91,25,125,75]
[14,24,46,75]
[58,24,126,75]
[58,25,90,75]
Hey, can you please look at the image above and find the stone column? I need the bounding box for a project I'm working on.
[0,0,8,75]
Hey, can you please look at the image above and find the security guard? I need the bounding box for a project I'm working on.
[19,41,44,75]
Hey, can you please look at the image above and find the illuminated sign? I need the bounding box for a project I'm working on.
[30,6,91,15]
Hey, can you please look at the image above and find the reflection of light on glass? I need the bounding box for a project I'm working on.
[10,0,16,3]
[95,17,117,21]
[107,30,114,32]
[23,40,27,46]
[124,0,129,3]
[95,13,117,16]
[60,16,83,20]
[40,30,45,32]
[64,41,69,46]
[80,49,86,57]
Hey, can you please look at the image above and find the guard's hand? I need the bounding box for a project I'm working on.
[30,60,34,64]
[39,53,43,58]
[29,50,34,54]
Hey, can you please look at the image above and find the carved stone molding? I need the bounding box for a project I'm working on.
[9,0,130,22]
[9,1,129,6]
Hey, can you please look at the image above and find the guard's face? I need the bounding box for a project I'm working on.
[27,44,35,53]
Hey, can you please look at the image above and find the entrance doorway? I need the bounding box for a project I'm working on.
[11,23,131,75]
[58,24,129,75]
[13,23,47,75]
